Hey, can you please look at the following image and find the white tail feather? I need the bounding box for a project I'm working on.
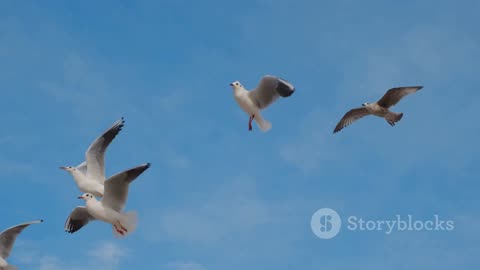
[112,211,138,238]
[254,114,272,132]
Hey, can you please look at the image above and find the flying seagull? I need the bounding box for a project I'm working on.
[60,117,125,197]
[65,163,150,238]
[0,220,43,270]
[333,86,423,133]
[230,75,295,132]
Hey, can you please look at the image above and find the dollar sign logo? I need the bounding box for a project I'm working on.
[311,208,341,239]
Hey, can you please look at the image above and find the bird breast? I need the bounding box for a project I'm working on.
[86,200,115,223]
[367,103,389,116]
[234,91,257,115]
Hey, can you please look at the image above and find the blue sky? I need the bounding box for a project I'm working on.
[0,0,479,269]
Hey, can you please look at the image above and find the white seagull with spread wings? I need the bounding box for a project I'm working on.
[334,86,423,133]
[60,117,125,197]
[0,220,43,270]
[65,163,150,238]
[230,75,295,132]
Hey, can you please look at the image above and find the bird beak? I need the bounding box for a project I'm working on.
[229,83,234,86]
[59,166,68,171]
[77,196,83,199]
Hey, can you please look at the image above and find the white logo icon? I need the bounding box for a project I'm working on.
[311,208,342,239]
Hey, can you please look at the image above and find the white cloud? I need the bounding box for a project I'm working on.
[88,241,128,269]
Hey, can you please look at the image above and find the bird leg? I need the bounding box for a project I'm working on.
[118,222,128,232]
[248,115,255,131]
[113,223,125,235]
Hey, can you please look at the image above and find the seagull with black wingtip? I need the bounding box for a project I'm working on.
[230,75,295,132]
[60,117,125,197]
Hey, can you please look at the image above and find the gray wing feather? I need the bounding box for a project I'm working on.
[102,163,151,212]
[0,220,43,259]
[248,75,295,109]
[377,86,423,108]
[65,207,94,234]
[333,107,371,133]
[85,117,125,183]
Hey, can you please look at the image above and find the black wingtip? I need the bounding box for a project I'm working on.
[40,219,44,223]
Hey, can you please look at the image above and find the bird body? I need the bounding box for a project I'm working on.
[364,102,389,116]
[233,87,258,116]
[69,170,104,197]
[85,197,121,224]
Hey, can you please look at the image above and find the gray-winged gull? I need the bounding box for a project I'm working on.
[334,86,423,133]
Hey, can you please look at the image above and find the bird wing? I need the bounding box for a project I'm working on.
[333,107,371,133]
[102,163,151,212]
[65,207,94,234]
[0,220,43,259]
[248,75,295,110]
[377,86,423,108]
[85,118,125,183]
[75,161,87,176]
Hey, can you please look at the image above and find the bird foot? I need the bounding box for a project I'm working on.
[113,224,125,235]
[114,221,128,235]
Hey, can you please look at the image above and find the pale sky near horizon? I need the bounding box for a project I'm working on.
[0,1,479,269]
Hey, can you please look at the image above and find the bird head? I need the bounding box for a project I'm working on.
[229,81,243,90]
[78,193,94,201]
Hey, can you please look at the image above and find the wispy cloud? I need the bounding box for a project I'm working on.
[151,175,270,245]
[15,240,127,270]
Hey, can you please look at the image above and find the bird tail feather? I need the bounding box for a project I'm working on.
[385,112,403,126]
[254,114,272,132]
[112,211,138,238]
[4,265,18,270]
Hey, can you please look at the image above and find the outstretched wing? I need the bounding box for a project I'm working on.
[85,118,125,183]
[333,107,371,133]
[65,207,94,234]
[248,75,295,110]
[102,163,151,212]
[377,86,423,108]
[0,220,43,259]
